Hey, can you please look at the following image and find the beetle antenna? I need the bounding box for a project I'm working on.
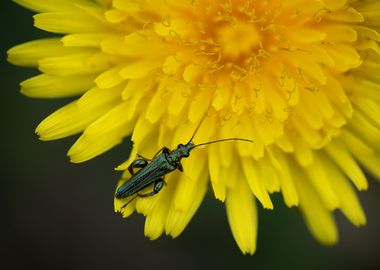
[192,138,253,148]
[186,113,208,145]
[185,113,253,148]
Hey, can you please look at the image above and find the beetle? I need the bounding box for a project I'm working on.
[115,118,253,207]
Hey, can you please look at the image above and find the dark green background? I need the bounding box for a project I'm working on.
[1,1,379,269]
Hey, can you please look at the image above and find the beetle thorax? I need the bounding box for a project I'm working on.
[167,143,191,163]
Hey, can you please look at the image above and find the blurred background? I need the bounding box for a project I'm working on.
[1,1,379,269]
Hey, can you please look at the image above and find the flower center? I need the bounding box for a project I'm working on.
[215,19,261,60]
[170,1,281,85]
[124,0,362,150]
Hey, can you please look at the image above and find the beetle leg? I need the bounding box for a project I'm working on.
[162,147,170,154]
[136,154,151,161]
[151,146,170,159]
[138,178,165,197]
[128,159,148,175]
[176,161,183,172]
[120,195,138,210]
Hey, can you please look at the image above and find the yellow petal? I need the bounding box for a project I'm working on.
[39,51,114,76]
[7,38,77,67]
[114,178,136,218]
[275,133,294,153]
[62,33,110,47]
[325,7,364,23]
[294,139,314,167]
[236,113,256,157]
[293,56,327,85]
[322,0,347,11]
[36,101,96,140]
[274,151,299,207]
[219,157,240,189]
[95,65,124,89]
[183,63,203,82]
[304,154,340,210]
[324,44,362,72]
[21,74,95,98]
[163,55,182,76]
[14,0,92,12]
[212,87,231,110]
[295,170,338,245]
[353,97,380,127]
[119,59,161,80]
[209,145,226,201]
[146,78,171,123]
[37,85,121,140]
[68,102,135,163]
[226,177,258,255]
[286,26,326,43]
[144,173,176,240]
[322,24,357,42]
[257,157,280,193]
[113,0,144,13]
[105,9,127,24]
[34,11,108,34]
[115,32,168,58]
[167,82,191,116]
[211,178,226,202]
[173,149,207,211]
[135,195,156,216]
[166,168,208,237]
[292,116,325,149]
[242,157,273,209]
[348,110,380,152]
[131,116,156,148]
[325,140,368,190]
[319,154,366,226]
[217,140,234,168]
[342,130,380,179]
[188,88,213,123]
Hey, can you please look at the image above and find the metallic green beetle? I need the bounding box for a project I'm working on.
[115,119,253,206]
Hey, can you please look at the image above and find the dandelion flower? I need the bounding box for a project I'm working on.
[8,0,380,254]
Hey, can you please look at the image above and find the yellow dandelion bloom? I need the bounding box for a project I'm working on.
[8,0,380,254]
